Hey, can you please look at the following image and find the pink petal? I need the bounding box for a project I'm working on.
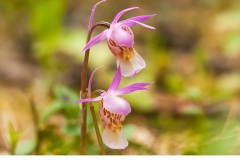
[128,20,155,29]
[103,95,131,116]
[80,30,108,53]
[111,7,139,26]
[88,0,106,32]
[88,65,104,95]
[76,96,103,103]
[114,82,153,95]
[117,49,146,77]
[102,128,128,150]
[118,14,156,28]
[105,27,113,40]
[124,82,154,88]
[108,65,121,92]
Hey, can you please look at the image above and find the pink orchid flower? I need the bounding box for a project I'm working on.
[81,0,156,77]
[77,66,153,149]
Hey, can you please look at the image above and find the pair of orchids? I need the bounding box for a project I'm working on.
[77,0,155,150]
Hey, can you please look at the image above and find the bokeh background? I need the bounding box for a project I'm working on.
[1,0,240,155]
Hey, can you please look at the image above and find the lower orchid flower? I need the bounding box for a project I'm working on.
[81,0,156,77]
[77,66,153,149]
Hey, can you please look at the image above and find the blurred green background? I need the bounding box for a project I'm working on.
[0,0,240,155]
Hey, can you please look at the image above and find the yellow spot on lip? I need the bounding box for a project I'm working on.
[100,106,124,134]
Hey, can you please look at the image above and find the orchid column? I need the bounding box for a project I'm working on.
[79,0,155,154]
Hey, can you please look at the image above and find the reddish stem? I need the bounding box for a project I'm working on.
[80,21,110,155]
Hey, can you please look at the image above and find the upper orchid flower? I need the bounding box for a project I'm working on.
[81,0,156,77]
[77,65,153,149]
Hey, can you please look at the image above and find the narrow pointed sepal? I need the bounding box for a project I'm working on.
[80,30,107,53]
[88,0,106,32]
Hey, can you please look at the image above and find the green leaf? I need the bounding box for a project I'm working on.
[15,139,37,155]
[179,106,204,116]
[224,32,240,57]
[182,87,203,101]
[7,122,22,153]
[53,84,79,108]
[86,107,94,128]
[200,133,239,155]
[40,100,62,124]
[29,0,66,39]
[163,74,185,93]
[62,123,80,137]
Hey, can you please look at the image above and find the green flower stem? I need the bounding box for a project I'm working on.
[80,21,110,155]
[89,103,106,155]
